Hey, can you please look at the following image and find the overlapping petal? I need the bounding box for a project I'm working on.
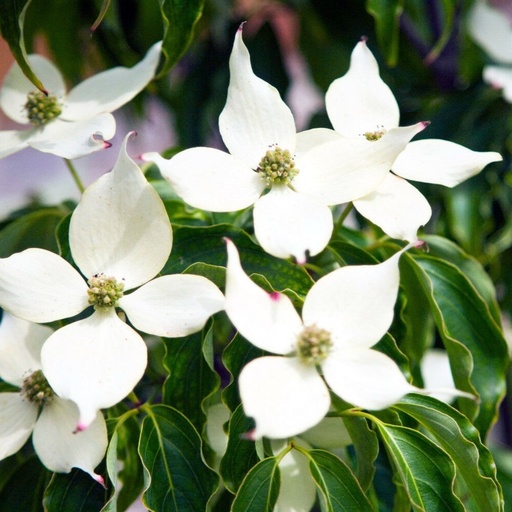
[253,185,333,262]
[353,173,432,241]
[322,348,417,410]
[239,356,330,439]
[143,148,265,212]
[225,239,302,354]
[70,133,172,289]
[33,397,107,482]
[483,66,512,103]
[302,248,404,349]
[219,26,296,166]
[40,309,147,429]
[0,129,32,159]
[0,248,89,323]
[120,274,224,337]
[391,139,502,187]
[325,38,400,136]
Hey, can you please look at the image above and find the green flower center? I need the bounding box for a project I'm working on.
[87,273,125,310]
[21,369,55,405]
[257,146,299,186]
[25,91,62,126]
[363,128,387,141]
[296,324,332,365]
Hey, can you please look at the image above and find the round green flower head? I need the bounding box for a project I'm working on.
[257,146,299,186]
[296,324,333,365]
[21,369,55,405]
[25,91,62,126]
[87,273,125,310]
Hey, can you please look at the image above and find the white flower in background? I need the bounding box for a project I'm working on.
[420,348,457,403]
[469,1,512,102]
[322,38,502,242]
[0,41,162,160]
[0,312,107,483]
[223,239,421,439]
[143,26,426,263]
[0,133,225,430]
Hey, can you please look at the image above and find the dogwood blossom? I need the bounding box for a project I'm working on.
[143,25,427,263]
[0,133,224,430]
[224,239,420,439]
[0,41,162,159]
[323,38,502,241]
[0,312,107,482]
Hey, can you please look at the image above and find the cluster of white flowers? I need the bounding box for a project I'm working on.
[0,23,495,496]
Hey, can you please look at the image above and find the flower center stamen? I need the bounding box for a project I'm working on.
[257,146,299,186]
[296,324,332,365]
[21,369,55,405]
[24,91,62,126]
[363,127,387,141]
[87,273,124,310]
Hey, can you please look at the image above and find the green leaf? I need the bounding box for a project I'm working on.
[219,404,258,494]
[376,423,465,512]
[157,0,204,77]
[0,0,46,91]
[162,321,220,433]
[394,394,504,512]
[139,404,218,511]
[43,469,106,512]
[308,449,374,511]
[403,252,508,437]
[101,430,119,512]
[231,457,280,512]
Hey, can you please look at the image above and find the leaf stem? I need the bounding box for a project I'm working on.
[64,158,85,194]
[334,202,354,235]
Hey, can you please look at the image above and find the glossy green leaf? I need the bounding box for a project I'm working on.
[376,423,465,511]
[162,321,220,433]
[308,449,374,511]
[0,0,45,91]
[139,404,218,511]
[101,430,119,512]
[403,252,508,437]
[219,404,258,494]
[394,394,504,512]
[231,456,280,512]
[158,0,204,77]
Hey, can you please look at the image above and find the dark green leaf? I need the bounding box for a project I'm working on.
[231,456,280,512]
[139,404,218,511]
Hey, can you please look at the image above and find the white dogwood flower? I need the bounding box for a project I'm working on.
[143,26,426,263]
[0,312,107,483]
[0,133,224,430]
[0,41,161,160]
[223,239,419,439]
[323,38,502,241]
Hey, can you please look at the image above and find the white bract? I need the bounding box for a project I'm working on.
[469,1,512,102]
[0,312,107,482]
[323,38,502,241]
[0,133,224,430]
[0,41,161,159]
[224,239,419,439]
[143,25,426,263]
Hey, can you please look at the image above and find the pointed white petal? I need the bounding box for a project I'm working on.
[0,248,89,322]
[353,173,432,241]
[303,248,405,349]
[239,356,330,439]
[325,39,400,136]
[120,274,224,337]
[0,394,37,459]
[27,114,116,159]
[468,1,512,65]
[293,123,427,205]
[33,397,107,481]
[41,310,147,429]
[322,348,416,410]
[70,133,171,289]
[300,417,352,449]
[63,42,162,120]
[206,403,230,459]
[275,448,317,512]
[0,312,52,386]
[224,239,302,354]
[142,149,264,212]
[483,66,512,103]
[0,55,66,125]
[253,185,333,262]
[0,129,32,159]
[294,128,343,158]
[391,139,502,187]
[219,26,296,167]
